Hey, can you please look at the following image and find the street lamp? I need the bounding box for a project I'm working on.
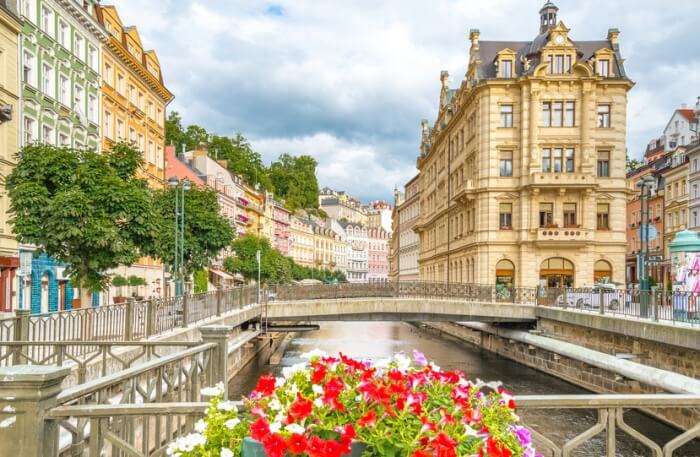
[169,177,191,297]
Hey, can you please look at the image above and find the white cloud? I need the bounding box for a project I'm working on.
[112,0,700,200]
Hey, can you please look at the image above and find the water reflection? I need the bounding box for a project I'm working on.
[229,321,699,456]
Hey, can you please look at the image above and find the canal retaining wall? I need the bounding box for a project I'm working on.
[421,321,700,431]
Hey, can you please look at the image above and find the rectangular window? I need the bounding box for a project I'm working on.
[117,119,125,139]
[88,94,97,123]
[499,203,512,229]
[597,104,611,128]
[542,148,551,172]
[59,75,69,105]
[23,117,35,144]
[499,150,513,177]
[597,203,610,230]
[58,20,69,48]
[74,85,84,112]
[23,51,35,86]
[104,63,113,86]
[500,104,513,127]
[552,148,563,172]
[563,203,577,227]
[598,59,610,77]
[42,63,53,97]
[552,102,563,127]
[42,125,54,144]
[88,46,97,71]
[74,34,84,60]
[539,203,554,227]
[104,111,112,138]
[41,6,53,36]
[500,60,513,78]
[565,148,574,172]
[541,102,551,126]
[58,133,69,146]
[117,73,125,94]
[564,101,575,127]
[597,151,610,177]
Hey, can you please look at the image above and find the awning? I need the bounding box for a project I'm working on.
[210,269,234,281]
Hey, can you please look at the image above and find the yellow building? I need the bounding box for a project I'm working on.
[95,5,173,188]
[241,183,265,236]
[415,2,632,288]
[290,216,314,267]
[662,148,689,260]
[96,5,173,301]
[0,0,20,312]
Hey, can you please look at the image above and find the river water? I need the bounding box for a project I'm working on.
[229,321,699,456]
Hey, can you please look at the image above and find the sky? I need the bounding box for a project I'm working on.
[114,0,700,201]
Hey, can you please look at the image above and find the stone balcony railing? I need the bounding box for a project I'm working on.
[528,172,598,189]
[534,226,593,245]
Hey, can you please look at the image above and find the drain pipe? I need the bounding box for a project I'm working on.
[458,322,700,395]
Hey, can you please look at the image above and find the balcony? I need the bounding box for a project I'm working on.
[453,179,477,203]
[534,227,593,246]
[527,172,598,189]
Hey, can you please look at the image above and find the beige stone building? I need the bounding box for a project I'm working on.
[289,215,314,267]
[415,2,632,289]
[0,0,21,312]
[390,175,421,281]
[662,148,689,260]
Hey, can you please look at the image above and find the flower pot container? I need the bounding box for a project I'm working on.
[242,437,367,457]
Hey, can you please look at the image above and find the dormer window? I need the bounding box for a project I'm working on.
[500,60,513,78]
[547,54,572,74]
[597,59,610,77]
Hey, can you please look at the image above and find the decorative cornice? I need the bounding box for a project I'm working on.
[106,38,173,103]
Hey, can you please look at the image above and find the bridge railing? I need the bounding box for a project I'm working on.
[0,325,234,457]
[0,285,261,350]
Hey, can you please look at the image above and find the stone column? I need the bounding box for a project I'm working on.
[124,298,134,341]
[199,325,232,399]
[0,366,71,457]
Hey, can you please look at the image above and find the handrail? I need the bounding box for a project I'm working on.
[516,393,700,408]
[55,342,216,405]
[2,340,204,347]
[48,402,213,418]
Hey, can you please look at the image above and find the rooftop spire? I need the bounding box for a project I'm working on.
[539,1,559,34]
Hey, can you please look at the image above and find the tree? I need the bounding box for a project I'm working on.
[268,154,320,211]
[211,133,272,191]
[145,186,234,277]
[6,142,157,302]
[626,154,643,173]
[165,111,187,152]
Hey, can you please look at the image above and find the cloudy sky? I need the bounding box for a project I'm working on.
[115,0,699,201]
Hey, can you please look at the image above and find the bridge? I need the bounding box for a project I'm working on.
[0,282,698,457]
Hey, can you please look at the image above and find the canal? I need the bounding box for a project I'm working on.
[230,321,699,456]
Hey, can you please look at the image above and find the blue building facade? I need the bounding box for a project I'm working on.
[18,251,75,314]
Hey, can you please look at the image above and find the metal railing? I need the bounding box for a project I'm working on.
[517,393,700,457]
[0,285,261,347]
[267,281,700,326]
[39,393,700,457]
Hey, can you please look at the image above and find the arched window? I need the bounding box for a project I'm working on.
[594,260,612,283]
[495,259,515,288]
[540,257,575,287]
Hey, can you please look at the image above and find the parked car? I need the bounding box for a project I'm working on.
[555,283,621,310]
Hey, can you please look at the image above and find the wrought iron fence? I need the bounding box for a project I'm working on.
[0,285,262,347]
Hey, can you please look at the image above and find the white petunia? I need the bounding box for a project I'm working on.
[373,358,391,370]
[201,382,225,397]
[282,362,308,379]
[194,419,206,433]
[268,398,282,411]
[429,362,441,372]
[312,384,324,395]
[301,349,327,360]
[221,448,234,457]
[313,398,324,408]
[269,421,282,433]
[275,377,286,388]
[394,353,411,372]
[285,423,305,434]
[224,418,241,429]
[217,401,237,412]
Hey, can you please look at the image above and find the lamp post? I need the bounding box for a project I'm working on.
[168,177,191,297]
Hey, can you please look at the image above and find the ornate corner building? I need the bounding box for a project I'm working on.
[414,2,633,288]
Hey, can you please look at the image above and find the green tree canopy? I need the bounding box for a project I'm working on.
[6,142,157,294]
[268,154,320,211]
[145,186,234,276]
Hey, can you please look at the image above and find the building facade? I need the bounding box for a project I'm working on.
[415,2,631,288]
[319,187,368,225]
[662,148,689,261]
[394,175,421,281]
[95,4,173,187]
[0,0,21,313]
[366,200,393,234]
[687,141,700,234]
[340,221,368,283]
[367,227,389,281]
[289,216,314,268]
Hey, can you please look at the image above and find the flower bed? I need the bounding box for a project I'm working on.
[167,350,540,457]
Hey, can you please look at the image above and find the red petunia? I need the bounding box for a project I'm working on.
[286,433,308,454]
[358,410,377,427]
[412,450,431,457]
[312,364,328,384]
[252,374,276,397]
[287,395,314,423]
[263,433,288,457]
[483,436,512,457]
[250,417,270,441]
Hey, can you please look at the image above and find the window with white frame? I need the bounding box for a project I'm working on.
[117,73,125,94]
[23,51,36,86]
[22,0,36,22]
[23,117,36,144]
[74,84,84,113]
[88,46,97,71]
[597,59,610,77]
[74,34,84,60]
[42,125,54,144]
[104,111,112,138]
[104,63,113,86]
[88,94,97,123]
[59,74,69,105]
[500,59,513,78]
[42,63,54,97]
[138,134,144,151]
[58,132,69,146]
[58,20,69,48]
[148,141,154,163]
[117,119,125,139]
[41,6,54,36]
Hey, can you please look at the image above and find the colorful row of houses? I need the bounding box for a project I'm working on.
[0,1,174,313]
[626,100,700,288]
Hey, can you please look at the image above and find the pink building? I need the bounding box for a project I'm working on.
[367,227,389,281]
[270,196,291,255]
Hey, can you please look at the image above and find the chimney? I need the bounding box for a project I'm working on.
[440,70,450,89]
[193,141,208,157]
[607,28,620,46]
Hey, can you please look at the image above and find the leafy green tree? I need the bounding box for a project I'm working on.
[6,142,157,302]
[268,154,320,211]
[145,186,235,277]
[193,269,209,293]
[165,111,188,152]
[210,133,272,191]
[626,154,643,173]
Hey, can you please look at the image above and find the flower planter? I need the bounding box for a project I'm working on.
[242,437,367,457]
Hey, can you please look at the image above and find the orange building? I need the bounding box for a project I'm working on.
[95,5,173,188]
